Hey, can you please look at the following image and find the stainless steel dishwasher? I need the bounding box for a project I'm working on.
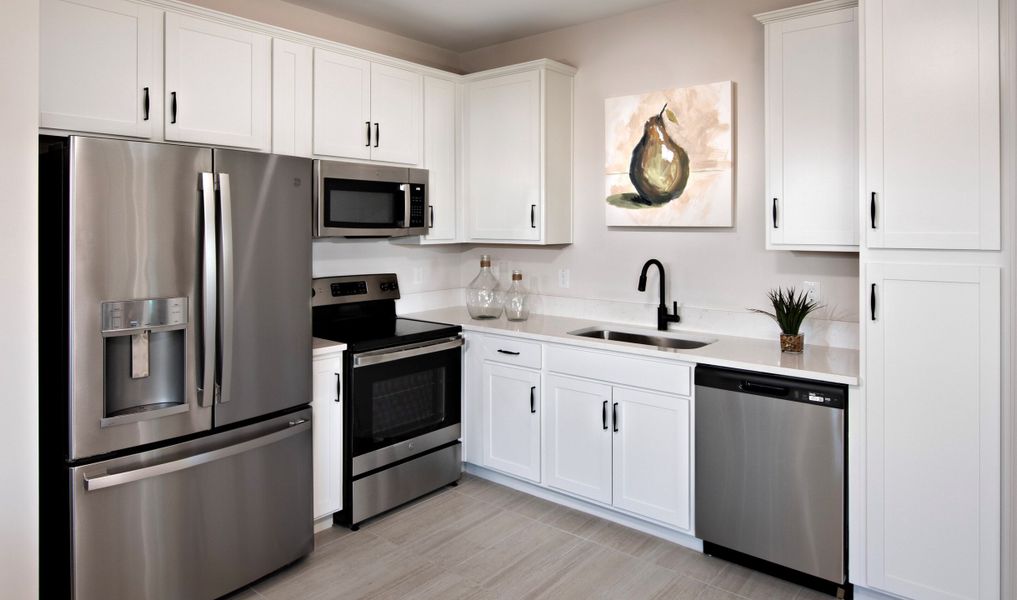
[695,365,848,598]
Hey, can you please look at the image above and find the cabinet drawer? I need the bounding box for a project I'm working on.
[546,345,691,397]
[480,335,542,369]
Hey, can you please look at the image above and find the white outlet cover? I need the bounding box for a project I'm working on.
[803,281,820,303]
[558,268,570,289]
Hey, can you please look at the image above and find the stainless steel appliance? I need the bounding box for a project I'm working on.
[312,274,462,527]
[39,136,314,600]
[695,366,848,598]
[314,160,429,238]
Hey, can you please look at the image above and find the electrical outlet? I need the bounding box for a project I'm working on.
[558,268,571,289]
[412,267,424,284]
[803,281,821,304]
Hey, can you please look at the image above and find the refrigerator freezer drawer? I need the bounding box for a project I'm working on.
[70,409,313,600]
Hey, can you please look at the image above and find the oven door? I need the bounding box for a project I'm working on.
[349,336,462,475]
[314,161,412,237]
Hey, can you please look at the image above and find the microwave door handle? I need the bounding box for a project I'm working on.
[401,183,411,227]
[198,173,217,407]
[217,173,235,405]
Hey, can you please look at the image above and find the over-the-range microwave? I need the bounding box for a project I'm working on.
[314,160,429,238]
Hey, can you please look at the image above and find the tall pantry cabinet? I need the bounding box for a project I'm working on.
[860,1,1002,599]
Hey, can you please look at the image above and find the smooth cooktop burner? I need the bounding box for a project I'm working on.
[313,317,461,352]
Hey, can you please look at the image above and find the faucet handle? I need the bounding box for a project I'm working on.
[672,301,681,323]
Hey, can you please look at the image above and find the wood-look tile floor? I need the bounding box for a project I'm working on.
[226,474,822,600]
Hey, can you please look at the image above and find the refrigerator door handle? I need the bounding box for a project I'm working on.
[217,173,235,405]
[82,419,311,491]
[198,172,217,407]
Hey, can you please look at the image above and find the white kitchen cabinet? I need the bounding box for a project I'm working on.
[313,50,421,165]
[311,348,343,522]
[40,0,160,138]
[463,60,574,244]
[271,38,312,157]
[543,375,613,504]
[758,1,858,251]
[863,0,1000,250]
[481,362,541,482]
[865,263,1000,600]
[612,387,692,531]
[164,13,271,150]
[422,76,458,241]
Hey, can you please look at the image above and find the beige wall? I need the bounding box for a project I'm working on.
[184,0,461,72]
[459,0,860,320]
[0,0,39,597]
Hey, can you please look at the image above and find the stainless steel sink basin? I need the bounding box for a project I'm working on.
[568,328,714,350]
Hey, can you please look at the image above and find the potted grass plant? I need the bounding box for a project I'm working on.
[749,287,823,353]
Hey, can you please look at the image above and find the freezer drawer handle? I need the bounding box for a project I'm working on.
[82,419,311,492]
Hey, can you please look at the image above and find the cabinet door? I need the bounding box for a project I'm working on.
[272,38,312,157]
[612,387,692,531]
[312,49,371,160]
[164,13,270,150]
[40,0,158,137]
[766,7,857,249]
[370,64,422,165]
[311,353,343,519]
[866,263,1000,599]
[864,0,1000,249]
[543,375,613,504]
[422,76,457,241]
[481,363,541,482]
[465,70,541,241]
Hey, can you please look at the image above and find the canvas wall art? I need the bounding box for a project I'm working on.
[605,81,733,227]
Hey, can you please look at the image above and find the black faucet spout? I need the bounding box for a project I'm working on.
[637,259,680,331]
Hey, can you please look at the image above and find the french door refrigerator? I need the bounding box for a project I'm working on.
[39,136,313,600]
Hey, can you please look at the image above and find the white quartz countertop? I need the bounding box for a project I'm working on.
[405,307,859,386]
[313,337,346,354]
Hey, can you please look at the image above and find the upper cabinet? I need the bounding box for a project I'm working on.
[863,0,1000,250]
[463,61,574,244]
[164,13,271,150]
[40,0,160,138]
[422,76,458,241]
[757,0,858,252]
[272,38,313,157]
[313,49,422,165]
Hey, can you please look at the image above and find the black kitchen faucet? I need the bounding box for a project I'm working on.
[638,259,680,331]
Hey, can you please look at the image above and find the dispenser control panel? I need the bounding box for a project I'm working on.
[101,297,188,334]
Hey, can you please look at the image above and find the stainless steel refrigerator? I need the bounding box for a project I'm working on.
[39,136,313,600]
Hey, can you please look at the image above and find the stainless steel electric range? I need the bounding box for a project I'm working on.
[312,274,463,528]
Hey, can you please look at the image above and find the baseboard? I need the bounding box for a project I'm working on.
[313,515,333,534]
[464,463,702,552]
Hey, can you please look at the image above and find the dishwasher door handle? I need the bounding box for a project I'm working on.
[738,381,789,397]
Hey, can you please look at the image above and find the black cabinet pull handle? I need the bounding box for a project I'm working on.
[612,402,619,432]
[374,123,379,148]
[870,283,877,321]
[496,349,520,356]
[530,204,536,228]
[142,87,150,121]
[170,92,177,124]
[334,372,341,402]
[602,400,608,430]
[772,198,778,228]
[429,205,434,229]
[870,192,877,229]
[366,121,371,146]
[530,386,536,413]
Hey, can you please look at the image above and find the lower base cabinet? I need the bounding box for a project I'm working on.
[544,374,692,531]
[481,362,541,483]
[311,348,343,520]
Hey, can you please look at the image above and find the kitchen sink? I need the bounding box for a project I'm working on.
[568,327,715,350]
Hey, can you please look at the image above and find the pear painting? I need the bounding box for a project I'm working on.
[605,81,733,227]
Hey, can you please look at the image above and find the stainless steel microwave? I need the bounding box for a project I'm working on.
[314,160,429,238]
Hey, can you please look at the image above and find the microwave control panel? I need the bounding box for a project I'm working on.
[408,184,426,228]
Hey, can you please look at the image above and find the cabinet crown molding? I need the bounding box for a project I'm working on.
[754,0,857,24]
[463,58,577,81]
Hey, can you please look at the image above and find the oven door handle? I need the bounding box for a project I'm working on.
[353,336,463,368]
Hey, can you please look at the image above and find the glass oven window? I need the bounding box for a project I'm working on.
[324,178,405,228]
[351,346,461,455]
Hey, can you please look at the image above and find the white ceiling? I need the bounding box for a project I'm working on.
[283,0,677,52]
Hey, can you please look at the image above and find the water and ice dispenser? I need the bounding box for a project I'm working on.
[100,297,188,425]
